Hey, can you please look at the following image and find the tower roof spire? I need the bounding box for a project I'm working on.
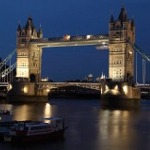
[131,17,135,26]
[38,24,43,38]
[17,23,21,31]
[17,21,22,36]
[118,7,128,22]
[25,17,35,30]
[110,14,114,23]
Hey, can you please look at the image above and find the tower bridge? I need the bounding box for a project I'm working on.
[6,7,149,103]
[16,7,135,83]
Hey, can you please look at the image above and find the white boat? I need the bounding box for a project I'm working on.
[3,117,67,143]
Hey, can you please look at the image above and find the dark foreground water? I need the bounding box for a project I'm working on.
[0,99,150,150]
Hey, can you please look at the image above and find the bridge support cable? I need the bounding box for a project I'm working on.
[135,52,138,84]
[0,63,16,79]
[9,57,13,82]
[0,50,16,70]
[129,42,150,84]
[0,50,16,82]
[133,44,150,63]
[142,59,146,84]
[133,43,150,84]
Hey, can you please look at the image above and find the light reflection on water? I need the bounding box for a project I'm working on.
[12,103,54,121]
[98,110,138,150]
[0,99,150,150]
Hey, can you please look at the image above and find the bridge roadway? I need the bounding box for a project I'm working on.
[1,82,150,91]
[1,82,150,89]
[36,82,101,91]
[31,34,109,49]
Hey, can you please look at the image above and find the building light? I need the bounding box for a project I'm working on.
[102,42,106,45]
[114,85,118,91]
[2,74,5,78]
[7,84,12,91]
[111,89,120,95]
[63,34,70,40]
[100,87,103,94]
[41,78,48,82]
[105,85,109,91]
[123,85,128,95]
[86,35,91,40]
[129,51,132,54]
[23,86,28,93]
[46,89,50,92]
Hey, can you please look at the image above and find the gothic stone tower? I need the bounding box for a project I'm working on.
[16,17,43,82]
[109,7,135,83]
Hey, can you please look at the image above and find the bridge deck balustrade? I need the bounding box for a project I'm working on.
[36,82,100,90]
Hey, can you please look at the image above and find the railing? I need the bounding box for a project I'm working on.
[36,82,100,90]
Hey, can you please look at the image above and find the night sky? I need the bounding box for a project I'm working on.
[0,0,149,82]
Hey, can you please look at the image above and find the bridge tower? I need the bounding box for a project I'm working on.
[16,17,43,82]
[109,7,135,83]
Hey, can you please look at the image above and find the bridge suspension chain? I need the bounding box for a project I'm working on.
[0,63,16,78]
[133,44,150,63]
[129,42,150,84]
[0,49,16,70]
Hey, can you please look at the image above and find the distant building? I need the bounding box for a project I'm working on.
[84,73,94,82]
[96,72,107,82]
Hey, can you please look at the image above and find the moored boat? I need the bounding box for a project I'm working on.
[3,117,67,143]
[0,110,13,141]
[0,110,12,123]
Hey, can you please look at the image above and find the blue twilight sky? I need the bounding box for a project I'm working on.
[0,0,149,82]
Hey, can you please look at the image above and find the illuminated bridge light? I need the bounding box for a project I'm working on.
[123,85,128,95]
[114,85,118,91]
[23,86,28,93]
[46,89,50,92]
[86,35,91,40]
[105,85,109,91]
[63,34,71,41]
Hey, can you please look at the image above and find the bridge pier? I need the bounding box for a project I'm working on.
[100,80,141,108]
[7,81,49,103]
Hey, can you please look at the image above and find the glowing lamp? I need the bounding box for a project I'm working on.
[105,85,109,91]
[23,86,28,93]
[114,85,118,91]
[46,89,50,92]
[123,85,128,95]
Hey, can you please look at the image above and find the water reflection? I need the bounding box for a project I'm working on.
[3,102,54,121]
[0,99,150,150]
[98,109,141,150]
[44,103,52,118]
[99,110,131,135]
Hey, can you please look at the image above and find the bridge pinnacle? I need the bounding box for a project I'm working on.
[17,23,21,35]
[118,7,128,23]
[110,14,114,23]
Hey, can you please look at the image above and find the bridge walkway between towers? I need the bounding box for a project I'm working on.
[30,34,109,49]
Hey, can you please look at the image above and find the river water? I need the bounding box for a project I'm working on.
[0,99,150,150]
